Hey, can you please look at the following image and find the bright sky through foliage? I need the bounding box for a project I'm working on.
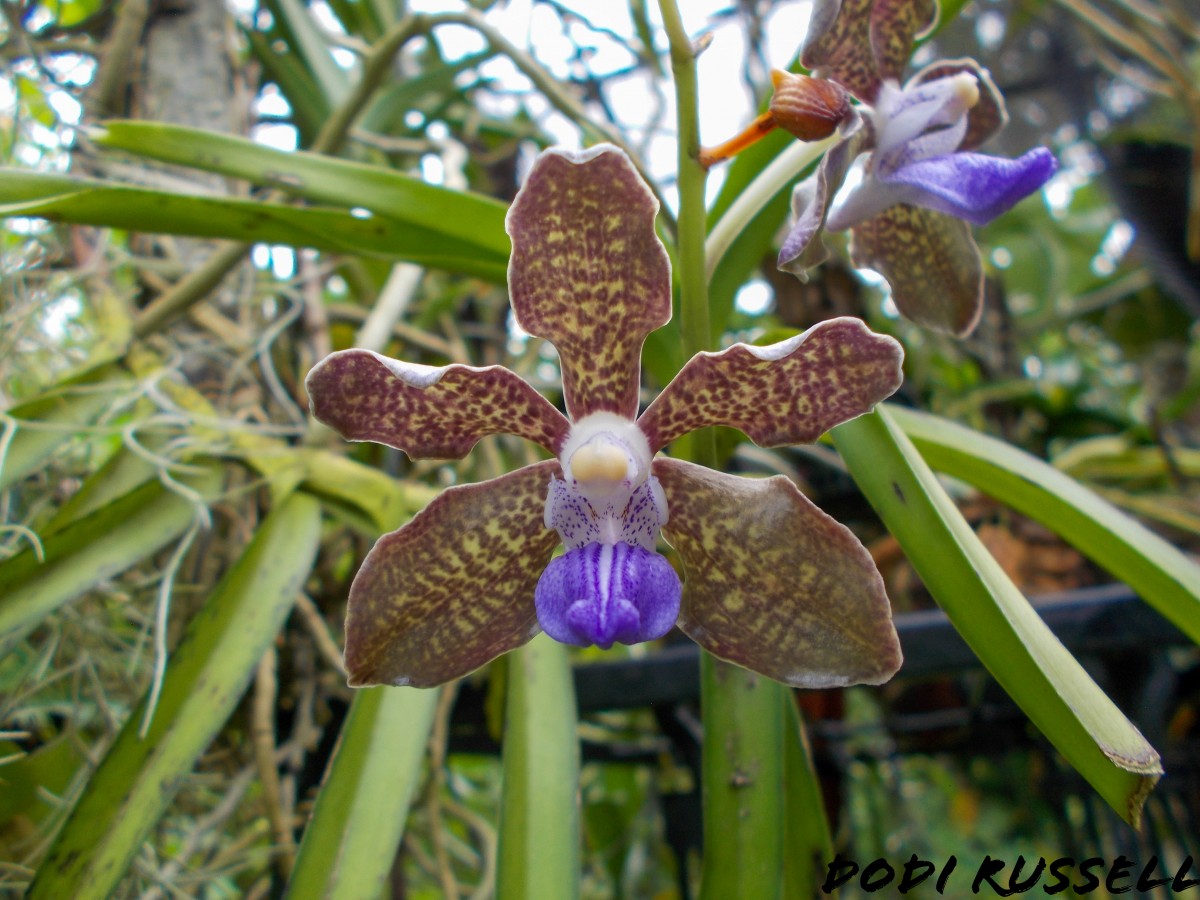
[251,0,818,206]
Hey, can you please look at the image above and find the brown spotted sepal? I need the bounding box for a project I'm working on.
[306,349,570,459]
[343,460,561,687]
[506,145,671,422]
[655,458,902,688]
[637,317,903,453]
[802,0,938,103]
[769,71,851,142]
[849,204,983,336]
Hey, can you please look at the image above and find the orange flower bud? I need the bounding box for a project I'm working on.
[768,70,851,141]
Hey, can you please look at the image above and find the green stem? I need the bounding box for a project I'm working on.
[657,3,786,897]
[660,8,710,368]
[496,635,581,899]
[698,658,786,900]
[309,15,426,156]
[286,687,439,898]
[132,241,250,338]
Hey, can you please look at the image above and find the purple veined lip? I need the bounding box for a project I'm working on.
[535,541,681,650]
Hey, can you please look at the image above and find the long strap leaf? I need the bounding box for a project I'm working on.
[91,121,510,256]
[0,364,126,493]
[888,404,1200,645]
[833,408,1161,826]
[0,171,508,283]
[286,686,438,899]
[0,466,224,649]
[27,492,322,900]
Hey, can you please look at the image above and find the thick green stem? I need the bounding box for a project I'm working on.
[657,3,786,897]
[699,658,786,900]
[496,635,581,899]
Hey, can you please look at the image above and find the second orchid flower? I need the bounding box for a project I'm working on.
[712,0,1058,336]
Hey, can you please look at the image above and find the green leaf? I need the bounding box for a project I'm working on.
[16,75,56,128]
[26,492,322,900]
[888,405,1200,646]
[782,696,834,898]
[299,448,437,534]
[705,129,798,338]
[91,121,511,257]
[0,736,84,828]
[286,686,438,900]
[496,635,580,899]
[0,465,224,650]
[703,135,836,344]
[0,170,509,283]
[0,364,127,493]
[832,409,1161,826]
[37,0,102,27]
[324,0,384,41]
[263,0,352,108]
[43,441,158,535]
[243,26,331,145]
[359,50,494,135]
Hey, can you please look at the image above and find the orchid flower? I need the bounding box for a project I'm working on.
[777,0,1058,335]
[307,145,905,690]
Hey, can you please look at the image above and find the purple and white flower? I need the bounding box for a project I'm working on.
[308,145,905,689]
[779,0,1058,335]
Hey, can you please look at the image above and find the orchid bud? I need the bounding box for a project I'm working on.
[769,70,851,141]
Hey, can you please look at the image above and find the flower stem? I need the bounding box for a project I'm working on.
[698,111,778,169]
[657,3,786,897]
[659,0,713,373]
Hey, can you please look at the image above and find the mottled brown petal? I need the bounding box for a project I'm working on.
[850,204,983,336]
[656,458,902,688]
[637,318,903,453]
[802,0,881,102]
[344,460,562,688]
[506,145,671,421]
[909,58,1007,150]
[803,0,936,101]
[307,349,570,459]
[869,0,938,86]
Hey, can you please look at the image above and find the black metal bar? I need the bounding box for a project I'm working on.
[571,583,1189,712]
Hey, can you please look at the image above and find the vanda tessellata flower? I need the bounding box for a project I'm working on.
[776,0,1059,336]
[307,145,904,689]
